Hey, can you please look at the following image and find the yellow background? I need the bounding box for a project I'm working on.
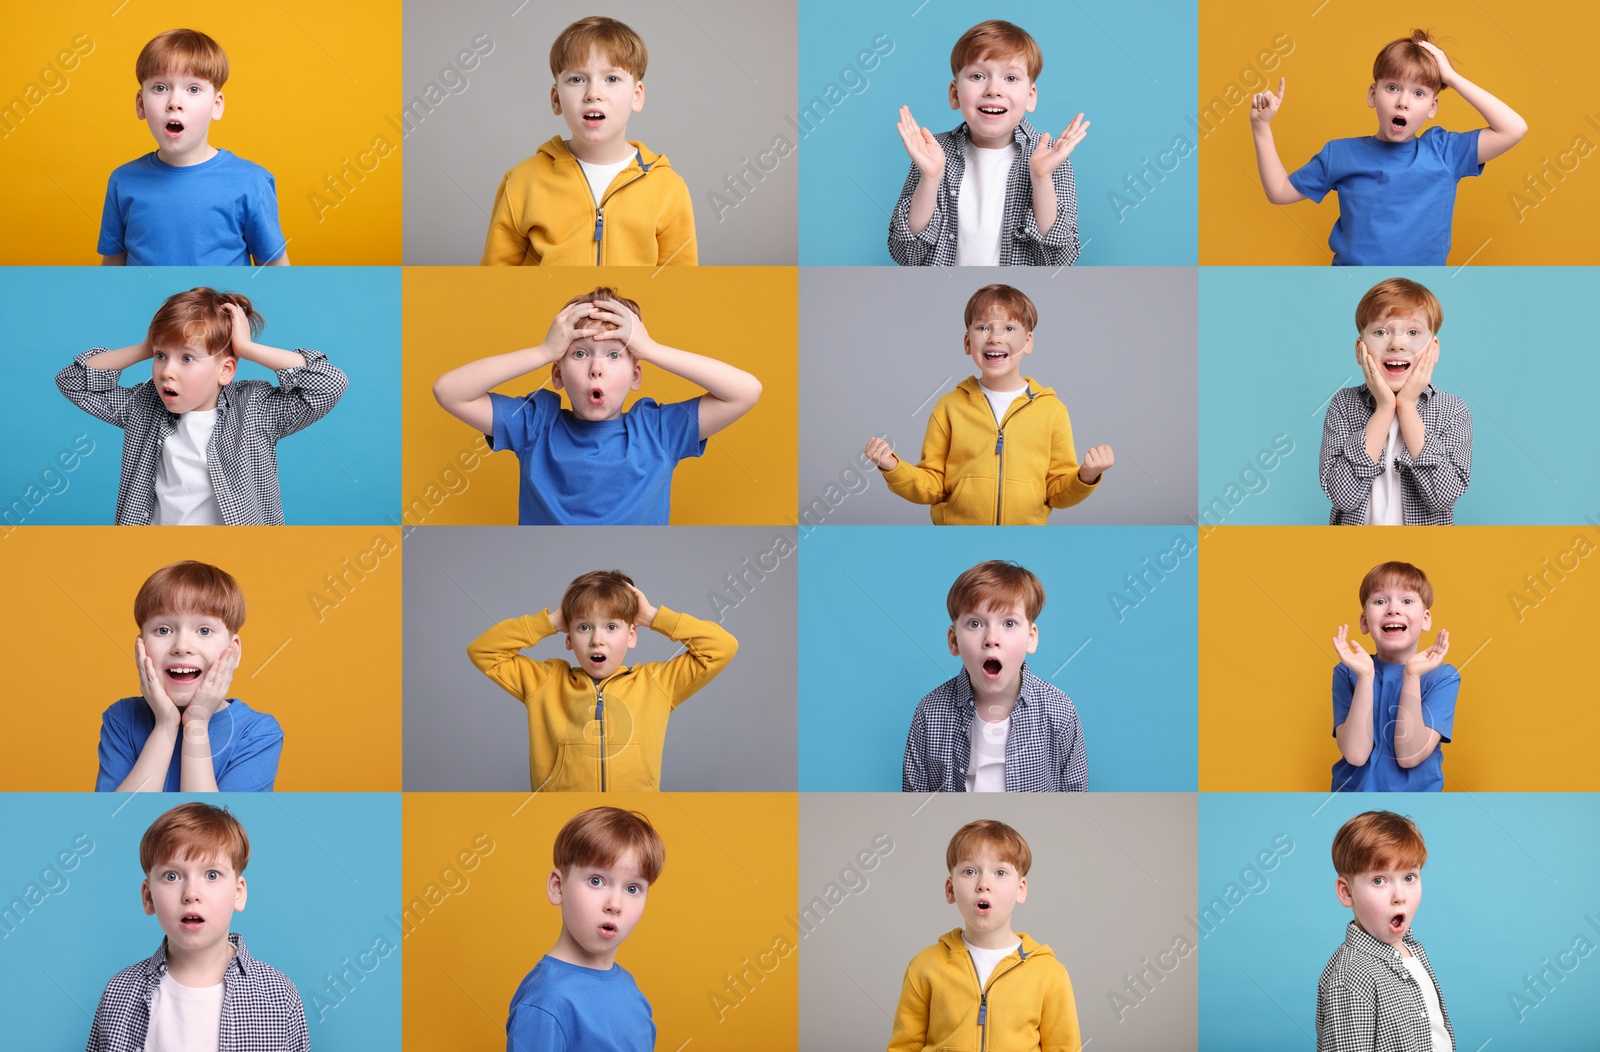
[1199,526,1600,791]
[403,266,799,525]
[0,526,401,790]
[1200,0,1600,264]
[0,3,401,264]
[403,792,800,1051]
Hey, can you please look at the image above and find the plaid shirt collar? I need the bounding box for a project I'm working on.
[1340,919,1424,965]
[134,932,257,987]
[1352,382,1440,408]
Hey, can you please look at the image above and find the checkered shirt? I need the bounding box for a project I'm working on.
[903,662,1088,792]
[57,348,347,525]
[1316,921,1453,1052]
[887,118,1081,267]
[1319,384,1472,525]
[86,933,310,1052]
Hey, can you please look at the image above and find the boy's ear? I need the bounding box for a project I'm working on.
[629,361,642,391]
[625,625,639,650]
[218,355,238,386]
[1358,613,1370,636]
[1025,622,1038,654]
[550,85,562,116]
[631,81,645,114]
[233,875,248,913]
[212,91,225,121]
[135,89,146,120]
[1335,875,1354,907]
[142,879,156,916]
[948,625,959,656]
[944,877,956,904]
[547,868,566,905]
[1367,84,1378,109]
[948,80,960,111]
[550,361,566,391]
[1023,82,1037,113]
[1420,608,1432,631]
[1016,875,1028,903]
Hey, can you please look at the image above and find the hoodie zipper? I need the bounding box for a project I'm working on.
[969,951,1028,1052]
[592,149,650,266]
[594,686,606,791]
[990,387,1038,525]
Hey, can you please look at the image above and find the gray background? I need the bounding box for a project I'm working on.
[402,526,797,790]
[799,793,1198,1051]
[402,0,797,264]
[800,266,1198,524]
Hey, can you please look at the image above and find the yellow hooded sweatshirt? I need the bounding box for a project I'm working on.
[467,607,735,791]
[883,377,1099,525]
[480,136,698,266]
[889,929,1082,1052]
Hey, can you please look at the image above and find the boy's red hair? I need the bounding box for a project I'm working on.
[147,287,263,359]
[947,560,1046,623]
[560,570,638,628]
[141,802,250,874]
[964,284,1038,333]
[1372,29,1447,95]
[1332,810,1427,878]
[549,17,648,80]
[946,819,1033,876]
[554,806,665,884]
[136,29,229,89]
[950,20,1043,82]
[1354,277,1443,334]
[135,560,247,634]
[1358,561,1434,609]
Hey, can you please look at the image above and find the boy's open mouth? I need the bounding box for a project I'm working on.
[1389,912,1406,934]
[977,106,1008,116]
[1391,116,1407,129]
[599,922,618,937]
[588,387,605,406]
[1381,621,1407,635]
[160,386,179,399]
[1383,358,1411,375]
[167,665,203,683]
[982,658,1003,677]
[975,898,992,914]
[589,652,607,667]
[582,110,605,124]
[180,912,205,929]
[165,120,185,136]
[983,350,1009,361]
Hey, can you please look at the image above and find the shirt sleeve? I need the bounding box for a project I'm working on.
[640,606,738,710]
[1316,973,1377,1052]
[215,709,284,791]
[242,169,289,265]
[97,171,127,256]
[1060,706,1088,792]
[1045,400,1097,509]
[1289,142,1336,203]
[253,350,349,440]
[1331,664,1356,737]
[488,389,554,455]
[1319,389,1382,517]
[467,612,561,703]
[507,1002,568,1052]
[1438,127,1486,178]
[902,701,934,792]
[1421,665,1460,742]
[887,163,947,267]
[1039,964,1084,1052]
[482,169,534,267]
[56,349,146,429]
[657,173,698,266]
[1391,394,1471,514]
[95,702,142,792]
[648,397,708,462]
[1016,156,1081,266]
[882,405,952,507]
[886,960,931,1052]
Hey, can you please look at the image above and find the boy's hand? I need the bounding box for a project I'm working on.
[1250,78,1286,125]
[182,640,240,728]
[590,299,653,359]
[1397,338,1439,405]
[1355,341,1397,411]
[627,584,657,628]
[1080,444,1114,484]
[1332,624,1375,676]
[134,637,182,731]
[1406,628,1450,677]
[221,302,254,358]
[541,302,606,363]
[864,436,899,471]
[549,607,567,634]
[897,106,946,180]
[1029,114,1090,183]
[1414,40,1457,87]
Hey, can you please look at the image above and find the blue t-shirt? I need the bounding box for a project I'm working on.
[94,697,284,792]
[506,956,654,1052]
[1288,127,1483,266]
[488,388,705,525]
[98,149,287,266]
[1330,659,1459,792]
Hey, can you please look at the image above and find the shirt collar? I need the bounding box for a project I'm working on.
[956,661,1037,712]
[1359,382,1437,407]
[1341,919,1421,963]
[144,932,253,983]
[956,117,1039,150]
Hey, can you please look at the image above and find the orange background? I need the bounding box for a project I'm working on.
[0,2,402,264]
[0,526,402,790]
[403,792,800,1051]
[1200,0,1600,264]
[402,266,799,525]
[1199,526,1600,791]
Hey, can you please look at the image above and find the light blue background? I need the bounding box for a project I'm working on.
[797,0,1198,265]
[1198,267,1600,525]
[798,525,1197,790]
[0,267,400,526]
[1198,793,1600,1051]
[0,792,401,1050]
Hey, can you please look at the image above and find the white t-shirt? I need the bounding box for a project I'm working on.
[965,713,1009,792]
[978,382,1026,426]
[955,140,1017,266]
[963,937,1021,990]
[155,409,223,526]
[1400,954,1453,1051]
[1367,415,1403,525]
[144,972,224,1052]
[576,156,633,205]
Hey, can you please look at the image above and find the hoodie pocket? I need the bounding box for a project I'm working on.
[935,474,997,526]
[1001,478,1048,525]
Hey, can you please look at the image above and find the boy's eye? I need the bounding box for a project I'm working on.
[1372,875,1386,885]
[206,870,222,880]
[1004,619,1017,628]
[966,619,980,629]
[154,626,171,635]
[577,623,591,632]
[606,350,622,360]
[587,875,604,887]
[198,626,213,636]
[626,884,643,894]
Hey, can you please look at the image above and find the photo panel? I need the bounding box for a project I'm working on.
[800,792,1198,1051]
[799,266,1198,527]
[403,526,797,791]
[799,525,1198,791]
